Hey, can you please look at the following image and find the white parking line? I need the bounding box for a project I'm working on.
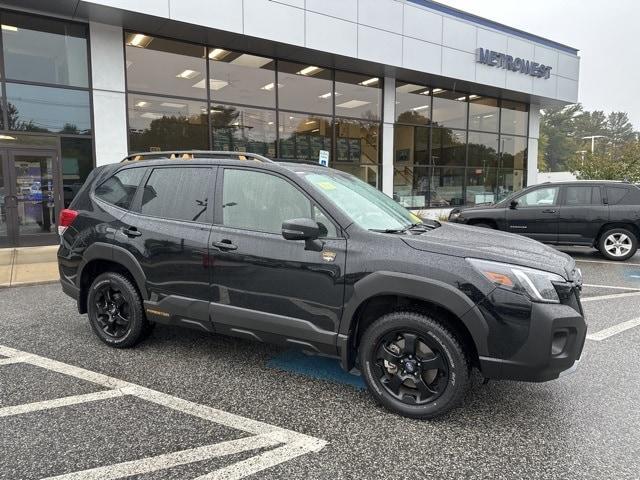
[0,344,327,479]
[587,317,640,341]
[582,283,640,291]
[575,259,640,267]
[581,291,640,303]
[0,389,124,418]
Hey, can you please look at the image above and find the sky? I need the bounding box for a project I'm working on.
[437,0,640,129]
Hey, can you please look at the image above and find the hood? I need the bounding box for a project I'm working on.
[403,222,575,279]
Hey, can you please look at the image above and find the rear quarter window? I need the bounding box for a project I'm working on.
[606,186,630,205]
[94,167,146,210]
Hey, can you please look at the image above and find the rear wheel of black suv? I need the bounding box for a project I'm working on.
[598,228,638,261]
[359,311,470,419]
[87,272,149,348]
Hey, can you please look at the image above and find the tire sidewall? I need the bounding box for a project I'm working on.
[87,273,144,347]
[359,312,469,419]
[599,228,638,261]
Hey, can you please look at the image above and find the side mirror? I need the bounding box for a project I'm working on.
[282,218,324,251]
[510,200,518,209]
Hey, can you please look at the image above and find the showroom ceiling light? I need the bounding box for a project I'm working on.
[456,96,467,101]
[0,134,16,140]
[260,82,282,91]
[160,102,186,108]
[1,25,17,31]
[469,94,480,100]
[140,112,163,119]
[359,77,379,86]
[176,69,200,79]
[318,92,342,99]
[432,88,444,95]
[297,65,322,76]
[208,48,230,60]
[192,79,228,90]
[336,100,370,109]
[232,54,271,68]
[411,105,430,111]
[127,33,152,48]
[135,101,149,107]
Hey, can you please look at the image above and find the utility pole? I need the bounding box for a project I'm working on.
[582,135,607,153]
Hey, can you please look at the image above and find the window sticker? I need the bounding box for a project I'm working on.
[316,181,337,190]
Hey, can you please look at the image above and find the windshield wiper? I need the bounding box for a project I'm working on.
[370,222,435,234]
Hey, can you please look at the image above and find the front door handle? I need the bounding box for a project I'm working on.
[122,227,142,237]
[213,240,238,251]
[542,209,557,213]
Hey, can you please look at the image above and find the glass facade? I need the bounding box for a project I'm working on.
[125,33,382,186]
[0,11,93,234]
[394,81,528,209]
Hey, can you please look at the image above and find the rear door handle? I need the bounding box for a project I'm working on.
[122,227,142,237]
[542,209,557,213]
[213,240,238,251]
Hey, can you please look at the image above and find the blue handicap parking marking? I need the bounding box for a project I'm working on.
[624,269,640,281]
[267,350,366,389]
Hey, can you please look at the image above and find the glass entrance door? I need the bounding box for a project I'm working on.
[0,149,61,247]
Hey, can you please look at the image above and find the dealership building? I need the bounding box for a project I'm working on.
[0,0,580,246]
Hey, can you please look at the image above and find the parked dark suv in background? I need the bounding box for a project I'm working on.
[449,181,640,261]
[58,151,586,419]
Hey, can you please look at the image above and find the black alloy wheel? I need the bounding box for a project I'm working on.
[94,283,131,339]
[360,311,470,419]
[87,272,149,348]
[374,331,448,405]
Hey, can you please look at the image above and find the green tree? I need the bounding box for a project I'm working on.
[568,140,640,182]
[539,104,582,171]
[606,111,635,149]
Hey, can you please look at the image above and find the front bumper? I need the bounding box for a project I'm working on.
[478,301,587,382]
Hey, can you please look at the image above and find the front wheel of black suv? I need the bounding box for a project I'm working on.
[87,272,149,348]
[359,311,470,419]
[598,228,638,261]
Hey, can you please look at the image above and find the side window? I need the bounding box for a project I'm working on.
[222,169,336,237]
[565,186,602,206]
[517,186,559,207]
[140,167,212,222]
[94,168,146,209]
[606,187,629,205]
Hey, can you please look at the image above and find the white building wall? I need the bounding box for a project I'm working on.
[527,106,541,186]
[89,22,128,166]
[382,76,396,197]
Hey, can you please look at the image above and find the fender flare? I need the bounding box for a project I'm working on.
[77,242,149,300]
[338,271,489,358]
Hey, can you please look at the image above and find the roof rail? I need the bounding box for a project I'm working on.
[122,150,275,163]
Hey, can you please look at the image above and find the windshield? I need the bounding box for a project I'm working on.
[302,170,422,231]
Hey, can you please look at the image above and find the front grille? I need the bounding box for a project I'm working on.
[554,283,583,315]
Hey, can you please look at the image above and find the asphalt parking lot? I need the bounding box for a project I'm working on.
[1,247,639,480]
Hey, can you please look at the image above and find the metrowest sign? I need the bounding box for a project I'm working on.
[476,48,552,79]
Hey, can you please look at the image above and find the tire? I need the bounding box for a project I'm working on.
[87,272,149,348]
[472,222,494,229]
[598,228,638,261]
[359,311,470,419]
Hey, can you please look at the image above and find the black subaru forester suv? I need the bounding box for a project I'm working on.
[58,151,586,419]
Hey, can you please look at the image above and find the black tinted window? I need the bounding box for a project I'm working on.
[95,168,145,209]
[606,187,629,205]
[565,186,602,206]
[140,167,212,222]
[222,169,335,236]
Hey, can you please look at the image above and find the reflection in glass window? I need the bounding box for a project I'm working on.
[466,168,497,205]
[395,82,431,125]
[2,13,88,87]
[6,83,91,134]
[431,128,466,167]
[61,137,94,208]
[393,165,430,209]
[516,186,559,207]
[334,71,381,120]
[209,49,275,108]
[128,94,208,152]
[95,168,146,210]
[278,112,332,161]
[497,169,524,201]
[394,125,429,167]
[211,105,276,156]
[222,169,312,234]
[500,135,527,169]
[432,90,468,129]
[564,186,602,206]
[468,96,498,132]
[125,34,207,99]
[333,163,380,188]
[140,168,212,222]
[430,168,465,207]
[335,119,379,165]
[277,61,333,115]
[467,132,499,168]
[500,100,528,136]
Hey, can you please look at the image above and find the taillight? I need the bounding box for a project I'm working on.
[58,209,79,236]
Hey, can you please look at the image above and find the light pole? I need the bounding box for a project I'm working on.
[582,135,607,153]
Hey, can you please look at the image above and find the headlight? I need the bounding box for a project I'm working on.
[467,258,565,303]
[449,211,460,220]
